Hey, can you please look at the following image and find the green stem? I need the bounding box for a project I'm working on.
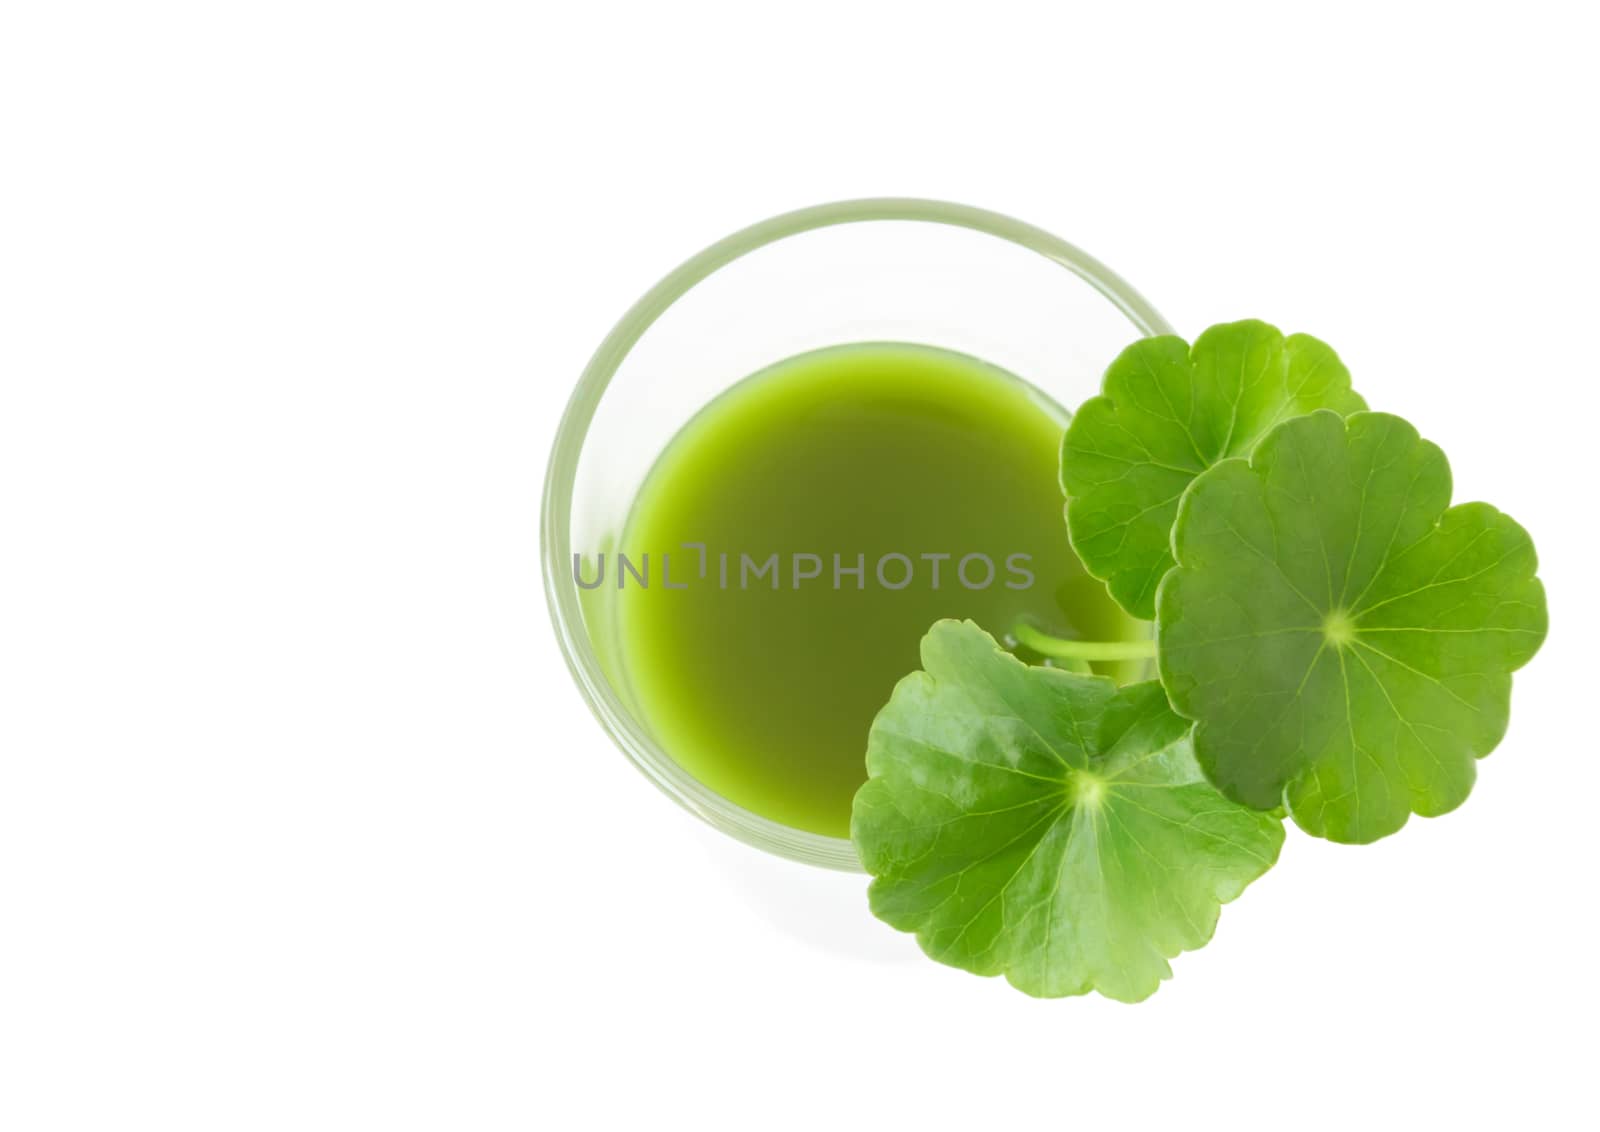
[1012,622,1157,662]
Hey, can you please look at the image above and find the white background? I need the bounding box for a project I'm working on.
[3,3,1597,1129]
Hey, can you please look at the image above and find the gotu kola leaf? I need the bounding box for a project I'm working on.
[1061,319,1366,620]
[850,620,1284,1002]
[1158,410,1547,844]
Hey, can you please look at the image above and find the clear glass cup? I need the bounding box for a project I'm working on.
[542,198,1171,870]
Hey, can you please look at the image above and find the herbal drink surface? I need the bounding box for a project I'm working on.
[613,342,1141,838]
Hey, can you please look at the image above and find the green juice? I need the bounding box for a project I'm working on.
[610,342,1142,838]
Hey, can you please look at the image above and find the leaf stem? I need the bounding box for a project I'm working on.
[1012,622,1157,662]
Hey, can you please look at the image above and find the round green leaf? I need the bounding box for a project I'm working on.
[1062,319,1366,619]
[851,620,1284,1002]
[1158,410,1547,843]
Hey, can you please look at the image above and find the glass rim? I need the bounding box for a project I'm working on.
[541,197,1173,871]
